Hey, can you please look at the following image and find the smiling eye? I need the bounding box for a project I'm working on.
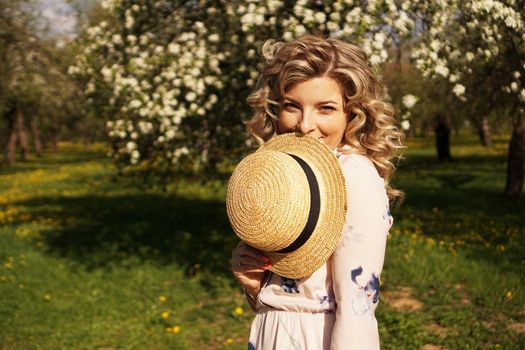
[320,105,336,112]
[283,103,299,110]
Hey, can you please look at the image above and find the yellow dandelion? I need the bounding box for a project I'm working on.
[234,307,244,316]
[225,338,234,345]
[165,327,172,333]
[43,294,52,301]
[4,262,13,269]
[159,295,167,302]
[172,326,181,334]
[161,311,170,319]
[506,291,513,300]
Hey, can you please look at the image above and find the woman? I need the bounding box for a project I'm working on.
[231,35,403,350]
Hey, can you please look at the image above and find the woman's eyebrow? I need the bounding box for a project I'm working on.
[317,100,338,105]
[282,97,339,105]
[282,96,299,103]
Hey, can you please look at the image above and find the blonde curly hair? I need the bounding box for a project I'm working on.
[246,35,404,201]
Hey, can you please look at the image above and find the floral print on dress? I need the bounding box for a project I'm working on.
[351,266,380,303]
[280,276,300,294]
[350,266,380,318]
[383,204,394,229]
[317,286,336,311]
[319,294,336,313]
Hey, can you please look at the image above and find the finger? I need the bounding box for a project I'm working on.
[237,245,270,262]
[239,255,272,269]
[233,264,269,275]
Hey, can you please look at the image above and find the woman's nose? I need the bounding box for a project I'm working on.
[297,111,316,134]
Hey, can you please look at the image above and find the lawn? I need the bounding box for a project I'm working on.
[0,135,523,349]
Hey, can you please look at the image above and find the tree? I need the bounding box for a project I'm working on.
[408,0,525,196]
[0,0,82,164]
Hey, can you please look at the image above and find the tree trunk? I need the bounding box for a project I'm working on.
[51,132,59,152]
[420,120,433,137]
[504,115,525,198]
[30,116,43,156]
[477,116,493,147]
[4,108,17,165]
[435,116,453,162]
[15,106,29,161]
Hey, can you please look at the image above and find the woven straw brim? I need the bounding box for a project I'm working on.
[261,134,347,279]
[227,150,311,252]
[226,133,347,279]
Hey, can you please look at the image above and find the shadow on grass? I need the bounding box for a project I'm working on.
[393,153,525,275]
[0,163,44,176]
[0,148,109,176]
[17,193,237,277]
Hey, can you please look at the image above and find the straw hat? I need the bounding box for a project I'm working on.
[226,133,347,279]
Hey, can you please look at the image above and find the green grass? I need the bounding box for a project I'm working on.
[0,135,524,349]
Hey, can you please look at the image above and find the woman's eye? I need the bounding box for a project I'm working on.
[283,103,298,110]
[320,106,336,112]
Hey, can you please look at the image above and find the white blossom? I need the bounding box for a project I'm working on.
[208,34,220,43]
[314,12,326,23]
[129,99,142,109]
[126,141,137,152]
[130,150,140,164]
[435,63,449,78]
[453,84,466,97]
[185,91,197,102]
[369,55,381,65]
[112,34,123,46]
[449,74,459,83]
[402,94,418,109]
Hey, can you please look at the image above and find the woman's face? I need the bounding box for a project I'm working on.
[276,76,348,150]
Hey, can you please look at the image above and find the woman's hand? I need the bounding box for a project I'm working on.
[231,241,272,298]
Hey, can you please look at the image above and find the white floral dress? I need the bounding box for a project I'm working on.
[247,148,394,350]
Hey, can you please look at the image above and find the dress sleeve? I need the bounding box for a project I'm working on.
[330,155,392,350]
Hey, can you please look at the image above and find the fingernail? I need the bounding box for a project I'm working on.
[263,263,273,269]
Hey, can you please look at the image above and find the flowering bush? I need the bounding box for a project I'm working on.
[69,0,416,171]
[409,0,524,104]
